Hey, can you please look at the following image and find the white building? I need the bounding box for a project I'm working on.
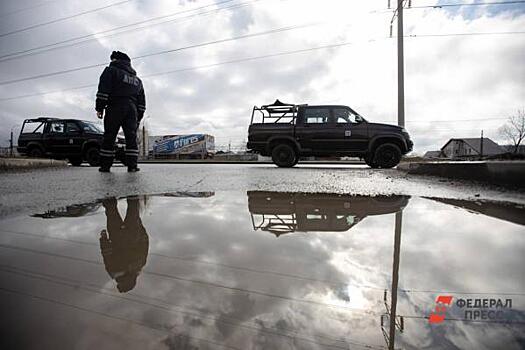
[441,138,504,159]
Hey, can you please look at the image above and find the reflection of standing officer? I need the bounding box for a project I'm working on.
[99,197,149,293]
[95,51,146,172]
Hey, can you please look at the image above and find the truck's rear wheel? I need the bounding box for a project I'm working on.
[28,146,44,158]
[373,143,401,168]
[85,147,100,166]
[271,144,297,168]
[69,158,83,166]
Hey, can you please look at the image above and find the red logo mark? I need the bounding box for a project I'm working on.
[429,295,453,324]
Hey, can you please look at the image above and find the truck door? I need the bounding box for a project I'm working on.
[64,121,83,155]
[44,120,82,155]
[295,107,339,153]
[331,108,369,152]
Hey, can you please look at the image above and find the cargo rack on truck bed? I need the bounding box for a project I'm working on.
[250,99,306,124]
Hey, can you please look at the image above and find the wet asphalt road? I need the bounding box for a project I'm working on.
[1,163,524,218]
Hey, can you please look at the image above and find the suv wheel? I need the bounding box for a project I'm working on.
[69,158,83,166]
[28,146,44,158]
[374,143,401,168]
[271,144,297,168]
[85,147,100,166]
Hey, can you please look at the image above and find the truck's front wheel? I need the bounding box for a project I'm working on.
[271,144,297,168]
[373,143,401,168]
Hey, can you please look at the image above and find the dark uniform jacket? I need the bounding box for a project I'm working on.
[95,60,146,121]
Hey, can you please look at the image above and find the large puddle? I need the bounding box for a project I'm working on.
[1,192,524,349]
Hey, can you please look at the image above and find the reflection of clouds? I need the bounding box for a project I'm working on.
[1,193,524,349]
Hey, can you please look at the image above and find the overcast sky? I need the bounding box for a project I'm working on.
[0,0,524,153]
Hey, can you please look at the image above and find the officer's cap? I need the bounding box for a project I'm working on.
[110,51,131,62]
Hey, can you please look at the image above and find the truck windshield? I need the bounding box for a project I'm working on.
[83,122,104,134]
[21,121,45,134]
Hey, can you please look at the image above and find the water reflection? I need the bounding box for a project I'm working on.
[248,191,409,235]
[1,191,524,350]
[100,197,149,293]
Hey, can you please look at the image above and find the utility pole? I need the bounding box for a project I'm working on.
[480,130,484,159]
[397,0,405,128]
[9,129,14,157]
[142,124,146,158]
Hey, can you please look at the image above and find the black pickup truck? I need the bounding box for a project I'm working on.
[17,117,126,166]
[247,100,413,168]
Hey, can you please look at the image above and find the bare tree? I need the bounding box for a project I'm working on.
[499,110,525,154]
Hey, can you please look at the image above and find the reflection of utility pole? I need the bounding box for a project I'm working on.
[381,210,404,350]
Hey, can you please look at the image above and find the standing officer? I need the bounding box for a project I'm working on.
[96,51,146,172]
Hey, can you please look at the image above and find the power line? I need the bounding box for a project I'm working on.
[1,266,369,350]
[405,31,525,38]
[0,40,359,102]
[0,243,375,311]
[0,22,318,86]
[0,0,61,19]
[0,228,356,288]
[0,0,249,62]
[408,0,525,9]
[0,0,135,38]
[0,285,244,350]
[4,228,525,297]
[406,117,508,123]
[1,28,524,100]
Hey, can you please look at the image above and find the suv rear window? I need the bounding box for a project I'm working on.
[21,121,45,134]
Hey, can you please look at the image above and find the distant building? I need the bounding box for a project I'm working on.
[441,138,504,159]
[423,150,442,159]
[148,134,215,159]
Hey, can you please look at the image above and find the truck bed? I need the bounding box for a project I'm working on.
[247,123,294,155]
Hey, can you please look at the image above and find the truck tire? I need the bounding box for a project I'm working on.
[373,143,401,168]
[69,158,83,166]
[85,146,100,167]
[271,144,297,168]
[28,146,44,158]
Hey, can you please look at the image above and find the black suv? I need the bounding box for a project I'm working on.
[247,100,413,168]
[17,117,125,166]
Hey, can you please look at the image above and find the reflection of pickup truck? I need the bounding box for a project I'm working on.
[247,100,413,168]
[248,191,409,236]
[17,117,125,166]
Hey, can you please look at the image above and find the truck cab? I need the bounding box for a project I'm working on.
[17,117,125,166]
[247,100,413,168]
